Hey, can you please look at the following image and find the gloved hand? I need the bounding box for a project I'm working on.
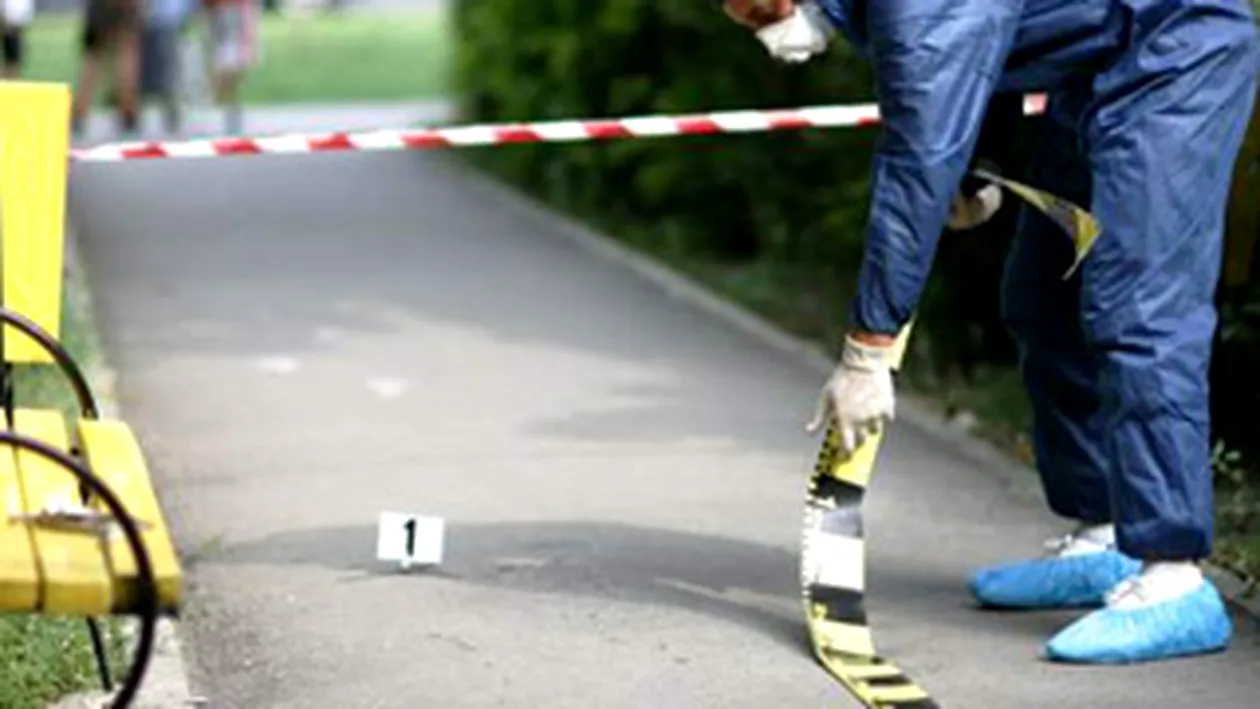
[805,334,898,456]
[948,160,1004,231]
[723,0,834,63]
[947,183,1003,230]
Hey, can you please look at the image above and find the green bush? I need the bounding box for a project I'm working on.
[453,2,875,261]
[452,1,1260,581]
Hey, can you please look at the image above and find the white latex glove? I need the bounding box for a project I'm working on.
[947,183,1003,231]
[805,335,897,456]
[755,1,835,63]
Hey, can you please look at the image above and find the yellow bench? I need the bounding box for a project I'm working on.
[0,81,182,707]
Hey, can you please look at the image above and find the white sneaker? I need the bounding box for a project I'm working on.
[1044,523,1117,558]
[1106,561,1205,610]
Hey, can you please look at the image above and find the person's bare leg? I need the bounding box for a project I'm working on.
[72,53,104,135]
[212,68,243,133]
[208,4,255,135]
[113,29,141,134]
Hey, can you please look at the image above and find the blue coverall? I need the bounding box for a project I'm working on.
[813,0,1259,563]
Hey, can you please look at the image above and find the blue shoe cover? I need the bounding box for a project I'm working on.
[1045,581,1233,664]
[969,551,1141,609]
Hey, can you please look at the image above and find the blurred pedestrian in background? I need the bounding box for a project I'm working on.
[202,0,258,135]
[71,0,144,138]
[141,0,196,134]
[0,0,32,79]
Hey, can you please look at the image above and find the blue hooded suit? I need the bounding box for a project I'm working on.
[806,0,1258,565]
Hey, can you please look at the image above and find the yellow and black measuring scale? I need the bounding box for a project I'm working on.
[800,170,1102,708]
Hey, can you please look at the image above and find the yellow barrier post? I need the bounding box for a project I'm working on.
[0,80,72,363]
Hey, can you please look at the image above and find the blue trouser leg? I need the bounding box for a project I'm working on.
[970,92,1143,610]
[1000,89,1112,527]
[1078,10,1258,562]
[1044,7,1256,665]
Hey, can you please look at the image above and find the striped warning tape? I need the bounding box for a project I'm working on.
[801,171,1100,708]
[802,325,941,709]
[68,94,1048,163]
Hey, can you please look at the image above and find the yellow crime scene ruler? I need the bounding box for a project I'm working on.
[800,171,1101,709]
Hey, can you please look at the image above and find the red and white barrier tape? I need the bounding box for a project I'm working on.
[69,95,1047,163]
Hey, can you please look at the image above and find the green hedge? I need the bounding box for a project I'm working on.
[454,2,874,260]
[452,1,1260,580]
[453,1,1044,362]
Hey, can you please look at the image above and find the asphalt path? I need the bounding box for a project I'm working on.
[68,125,1260,708]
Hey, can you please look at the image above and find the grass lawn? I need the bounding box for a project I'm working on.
[19,7,451,105]
[0,617,126,709]
[0,266,129,709]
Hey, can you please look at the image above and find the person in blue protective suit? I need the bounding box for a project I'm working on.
[722,0,1259,665]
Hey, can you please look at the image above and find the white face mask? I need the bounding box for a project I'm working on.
[755,1,835,63]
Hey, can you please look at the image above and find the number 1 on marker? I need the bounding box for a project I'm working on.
[376,511,444,569]
[403,517,418,558]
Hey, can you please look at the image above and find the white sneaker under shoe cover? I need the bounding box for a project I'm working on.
[969,523,1142,609]
[1106,561,1205,610]
[1049,526,1204,608]
[1046,561,1228,664]
[1046,523,1117,558]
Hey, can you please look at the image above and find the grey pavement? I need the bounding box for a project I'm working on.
[67,122,1260,707]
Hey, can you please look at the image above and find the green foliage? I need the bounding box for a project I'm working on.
[21,10,450,105]
[0,617,127,709]
[453,0,1260,577]
[1213,443,1260,593]
[453,0,878,264]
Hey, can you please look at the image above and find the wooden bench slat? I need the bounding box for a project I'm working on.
[78,419,182,615]
[0,81,71,364]
[13,409,114,615]
[0,437,41,612]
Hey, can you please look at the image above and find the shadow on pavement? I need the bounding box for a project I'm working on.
[193,519,1091,655]
[196,521,811,653]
